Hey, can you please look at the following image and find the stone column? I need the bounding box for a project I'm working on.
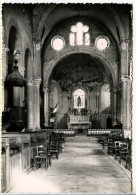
[67,94,71,111]
[99,90,102,112]
[59,94,63,108]
[34,79,41,130]
[120,40,131,138]
[33,42,42,78]
[113,87,117,125]
[43,87,49,127]
[110,89,114,125]
[120,40,129,76]
[127,78,131,131]
[26,79,34,131]
[116,87,122,124]
[2,45,10,111]
[121,76,131,137]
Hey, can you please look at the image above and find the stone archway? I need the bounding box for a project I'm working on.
[42,51,117,128]
[43,50,117,89]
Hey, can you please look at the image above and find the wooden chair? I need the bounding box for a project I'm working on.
[118,142,128,162]
[61,133,65,143]
[126,155,131,170]
[97,136,108,149]
[34,155,48,170]
[49,139,59,159]
[34,145,49,170]
[57,134,63,153]
[107,134,123,156]
[119,140,131,170]
[107,138,113,155]
[114,141,124,160]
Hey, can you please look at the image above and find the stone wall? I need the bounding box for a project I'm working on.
[42,20,118,88]
[2,4,33,111]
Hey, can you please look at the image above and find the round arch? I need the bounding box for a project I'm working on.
[6,23,23,108]
[35,4,127,43]
[100,83,111,112]
[6,18,22,49]
[49,80,62,112]
[7,20,23,77]
[71,85,89,110]
[43,50,117,88]
[24,48,33,81]
[50,80,62,94]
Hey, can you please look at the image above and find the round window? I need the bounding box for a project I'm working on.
[51,36,65,51]
[95,36,110,51]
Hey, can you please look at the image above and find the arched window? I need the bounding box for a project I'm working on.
[69,22,90,46]
[73,89,85,108]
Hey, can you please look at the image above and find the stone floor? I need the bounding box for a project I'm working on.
[10,135,132,194]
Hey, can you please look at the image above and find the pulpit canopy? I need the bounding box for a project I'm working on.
[6,60,25,87]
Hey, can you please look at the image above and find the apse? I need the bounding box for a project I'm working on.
[51,53,112,93]
[49,53,113,129]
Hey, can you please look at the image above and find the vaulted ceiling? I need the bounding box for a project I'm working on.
[33,4,132,46]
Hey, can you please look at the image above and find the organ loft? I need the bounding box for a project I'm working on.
[1,3,133,194]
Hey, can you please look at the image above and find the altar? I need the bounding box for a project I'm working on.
[68,114,92,130]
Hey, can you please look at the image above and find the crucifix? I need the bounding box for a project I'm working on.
[71,22,89,45]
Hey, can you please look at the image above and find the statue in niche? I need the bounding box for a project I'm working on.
[77,96,81,107]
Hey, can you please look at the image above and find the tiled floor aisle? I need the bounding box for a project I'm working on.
[10,136,131,193]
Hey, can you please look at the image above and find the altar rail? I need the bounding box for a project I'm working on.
[45,129,76,136]
[87,129,122,136]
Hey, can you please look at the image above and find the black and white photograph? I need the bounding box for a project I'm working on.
[1,2,135,194]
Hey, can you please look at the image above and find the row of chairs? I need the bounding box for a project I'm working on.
[53,129,76,136]
[88,130,111,136]
[98,132,131,170]
[34,132,65,170]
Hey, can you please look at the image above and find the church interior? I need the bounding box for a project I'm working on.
[1,3,133,193]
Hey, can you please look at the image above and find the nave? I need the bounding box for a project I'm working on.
[10,136,131,194]
[1,4,133,194]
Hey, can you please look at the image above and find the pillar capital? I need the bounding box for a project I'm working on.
[2,44,10,52]
[33,78,41,86]
[43,87,48,93]
[26,79,33,85]
[121,75,129,84]
[33,41,42,51]
[112,87,118,93]
[35,42,42,51]
[5,47,10,53]
[120,39,129,51]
